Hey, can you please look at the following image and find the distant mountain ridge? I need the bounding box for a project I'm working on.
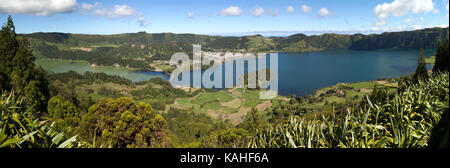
[21,27,449,52]
[18,27,449,69]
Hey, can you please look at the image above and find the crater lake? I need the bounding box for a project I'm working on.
[36,48,436,97]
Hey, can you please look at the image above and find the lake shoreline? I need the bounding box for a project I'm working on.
[35,48,436,97]
[35,58,171,82]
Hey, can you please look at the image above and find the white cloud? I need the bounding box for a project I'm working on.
[317,8,331,17]
[187,12,194,18]
[114,5,136,16]
[413,24,422,29]
[251,7,265,17]
[266,9,279,16]
[0,0,77,16]
[369,23,448,33]
[250,7,279,17]
[80,2,100,13]
[138,16,150,27]
[435,24,449,28]
[404,17,414,23]
[81,3,93,11]
[301,5,312,13]
[374,19,387,26]
[374,0,435,26]
[287,6,295,13]
[371,25,414,32]
[88,3,149,28]
[94,5,137,19]
[419,16,425,21]
[115,5,136,16]
[220,6,244,16]
[371,27,381,31]
[79,2,101,15]
[375,0,435,19]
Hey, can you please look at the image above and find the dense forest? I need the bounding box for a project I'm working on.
[18,26,448,69]
[2,17,449,148]
[22,27,449,53]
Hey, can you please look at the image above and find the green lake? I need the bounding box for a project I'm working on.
[35,58,170,82]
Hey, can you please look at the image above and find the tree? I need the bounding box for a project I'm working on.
[79,97,168,148]
[0,16,50,115]
[0,16,17,91]
[0,71,8,91]
[399,49,431,91]
[433,38,449,73]
[369,85,389,103]
[240,108,263,133]
[199,128,250,148]
[412,49,429,81]
[47,95,81,135]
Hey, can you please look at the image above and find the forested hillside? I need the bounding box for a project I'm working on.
[19,27,449,68]
[349,28,449,50]
[23,27,449,52]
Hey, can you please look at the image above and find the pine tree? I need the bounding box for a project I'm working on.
[0,16,18,90]
[413,49,429,82]
[0,16,50,116]
[433,38,449,73]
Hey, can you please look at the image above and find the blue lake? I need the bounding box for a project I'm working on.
[37,48,436,97]
[171,48,435,96]
[275,49,434,96]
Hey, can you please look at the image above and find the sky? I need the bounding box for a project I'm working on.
[0,0,449,36]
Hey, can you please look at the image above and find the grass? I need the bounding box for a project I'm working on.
[309,80,398,114]
[349,81,377,89]
[149,61,177,73]
[157,64,176,72]
[192,91,234,105]
[344,89,362,99]
[242,89,264,107]
[425,56,436,64]
[220,107,238,114]
[203,101,222,110]
[167,88,274,125]
[176,99,194,107]
[323,96,345,104]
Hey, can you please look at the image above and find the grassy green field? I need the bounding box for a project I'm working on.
[308,79,397,108]
[169,88,273,125]
[425,56,436,64]
[150,61,177,73]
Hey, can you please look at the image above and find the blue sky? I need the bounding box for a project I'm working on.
[0,0,448,36]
